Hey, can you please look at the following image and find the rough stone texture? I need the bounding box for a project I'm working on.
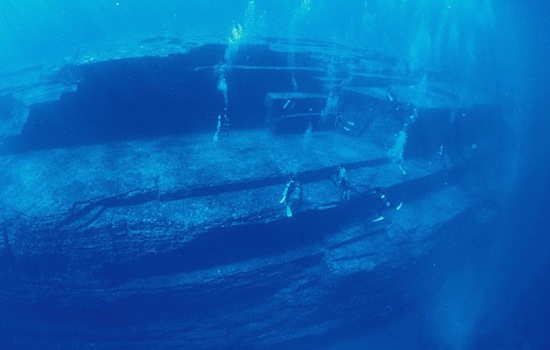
[0,40,508,348]
[0,125,504,348]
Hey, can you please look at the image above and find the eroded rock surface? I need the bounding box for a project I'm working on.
[0,41,508,349]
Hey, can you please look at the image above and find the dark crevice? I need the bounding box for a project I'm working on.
[57,187,159,229]
[55,151,486,234]
[160,157,388,201]
[74,207,108,231]
[58,158,389,228]
[95,161,469,283]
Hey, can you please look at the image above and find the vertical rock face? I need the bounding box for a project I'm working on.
[0,41,509,348]
[0,94,28,139]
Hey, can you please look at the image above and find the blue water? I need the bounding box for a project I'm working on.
[1,1,550,349]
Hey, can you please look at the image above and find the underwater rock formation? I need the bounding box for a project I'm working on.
[0,41,508,349]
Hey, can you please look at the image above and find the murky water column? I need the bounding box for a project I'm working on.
[319,57,346,126]
[288,0,343,129]
[214,0,256,141]
[392,2,510,349]
[287,0,312,92]
[216,23,241,119]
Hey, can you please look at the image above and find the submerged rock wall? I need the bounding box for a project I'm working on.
[0,128,505,349]
[0,41,510,348]
[7,44,322,152]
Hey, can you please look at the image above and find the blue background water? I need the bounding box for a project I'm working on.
[1,0,549,348]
